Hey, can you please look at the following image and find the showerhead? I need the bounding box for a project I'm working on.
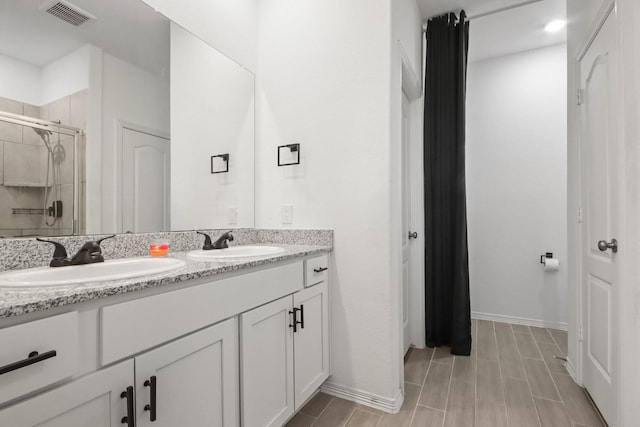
[32,127,52,138]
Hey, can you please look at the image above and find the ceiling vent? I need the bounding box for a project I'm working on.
[43,0,95,27]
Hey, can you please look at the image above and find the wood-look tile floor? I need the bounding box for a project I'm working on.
[286,320,606,427]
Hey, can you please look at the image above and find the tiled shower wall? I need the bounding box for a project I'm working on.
[0,92,86,237]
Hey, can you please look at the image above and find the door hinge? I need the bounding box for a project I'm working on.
[577,89,584,105]
[578,325,584,342]
[577,207,583,223]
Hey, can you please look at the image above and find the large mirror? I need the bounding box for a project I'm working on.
[0,0,255,238]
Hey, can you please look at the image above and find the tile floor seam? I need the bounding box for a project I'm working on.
[492,322,510,426]
[416,402,446,412]
[547,328,568,358]
[439,350,455,427]
[308,396,334,427]
[341,406,358,427]
[510,323,543,427]
[529,328,566,407]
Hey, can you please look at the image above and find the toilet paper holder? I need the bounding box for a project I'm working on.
[540,252,553,264]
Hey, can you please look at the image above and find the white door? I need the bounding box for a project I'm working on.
[0,360,133,427]
[135,318,239,427]
[401,92,412,355]
[579,9,619,425]
[293,282,329,409]
[240,296,294,427]
[122,127,170,233]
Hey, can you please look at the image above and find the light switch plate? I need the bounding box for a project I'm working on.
[281,205,293,224]
[228,207,238,224]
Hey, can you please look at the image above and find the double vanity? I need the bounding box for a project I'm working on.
[0,230,332,427]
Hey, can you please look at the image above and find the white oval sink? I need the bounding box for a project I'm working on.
[187,245,285,261]
[0,257,186,288]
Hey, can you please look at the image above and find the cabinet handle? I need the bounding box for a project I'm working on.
[298,305,305,329]
[289,309,298,333]
[0,350,57,376]
[313,267,328,273]
[144,375,157,422]
[120,386,135,427]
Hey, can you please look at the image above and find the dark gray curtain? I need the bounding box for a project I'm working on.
[423,11,471,356]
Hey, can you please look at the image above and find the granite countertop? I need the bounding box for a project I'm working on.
[0,244,331,320]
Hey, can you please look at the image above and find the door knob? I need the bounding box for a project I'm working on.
[597,239,618,253]
[408,231,418,239]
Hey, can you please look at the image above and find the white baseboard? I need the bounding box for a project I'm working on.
[320,382,403,414]
[471,311,568,331]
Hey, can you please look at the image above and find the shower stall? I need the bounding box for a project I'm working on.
[0,104,84,238]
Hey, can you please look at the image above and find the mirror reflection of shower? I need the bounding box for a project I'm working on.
[32,125,65,226]
[0,93,84,238]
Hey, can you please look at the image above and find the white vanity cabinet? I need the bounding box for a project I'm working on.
[0,318,238,427]
[134,317,238,427]
[240,279,329,427]
[0,253,330,427]
[0,359,133,427]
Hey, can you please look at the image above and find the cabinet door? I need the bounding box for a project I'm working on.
[293,282,330,409]
[135,318,239,427]
[0,359,133,427]
[240,296,294,427]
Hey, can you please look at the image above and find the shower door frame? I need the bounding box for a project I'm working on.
[0,110,84,235]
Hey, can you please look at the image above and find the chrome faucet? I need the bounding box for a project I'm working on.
[36,235,115,267]
[196,231,234,250]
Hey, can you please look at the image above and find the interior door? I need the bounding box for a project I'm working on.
[401,92,412,355]
[122,127,170,233]
[579,8,618,425]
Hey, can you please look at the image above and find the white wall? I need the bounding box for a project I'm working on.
[170,23,255,231]
[0,54,41,106]
[140,0,257,72]
[41,46,91,106]
[0,45,91,107]
[466,44,568,328]
[256,0,404,408]
[97,52,170,234]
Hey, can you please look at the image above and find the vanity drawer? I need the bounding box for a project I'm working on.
[305,254,329,287]
[0,312,79,406]
[101,261,303,365]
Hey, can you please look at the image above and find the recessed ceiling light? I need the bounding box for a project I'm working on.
[545,20,565,33]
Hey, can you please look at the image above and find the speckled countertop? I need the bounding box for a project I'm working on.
[0,244,331,320]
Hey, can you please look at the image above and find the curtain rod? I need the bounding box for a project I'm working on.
[421,0,543,31]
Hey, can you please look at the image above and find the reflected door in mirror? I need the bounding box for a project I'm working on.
[122,128,170,233]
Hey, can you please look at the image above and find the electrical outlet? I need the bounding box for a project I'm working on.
[281,205,293,224]
[228,207,238,225]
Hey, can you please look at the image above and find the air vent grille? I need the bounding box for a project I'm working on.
[44,1,94,27]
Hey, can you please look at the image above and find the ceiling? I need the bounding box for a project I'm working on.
[0,0,169,75]
[416,0,567,62]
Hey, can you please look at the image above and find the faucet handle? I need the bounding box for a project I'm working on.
[96,234,115,246]
[36,237,69,267]
[196,231,214,250]
[36,237,68,259]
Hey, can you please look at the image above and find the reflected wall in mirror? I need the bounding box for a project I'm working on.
[0,0,255,237]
